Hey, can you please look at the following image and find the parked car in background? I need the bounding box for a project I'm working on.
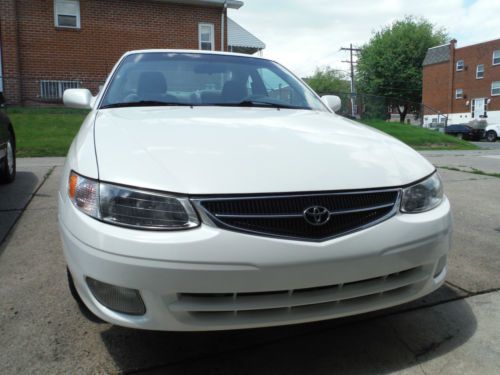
[59,50,451,331]
[0,94,16,184]
[445,124,484,141]
[484,123,499,142]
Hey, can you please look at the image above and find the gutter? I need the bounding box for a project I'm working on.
[221,1,228,51]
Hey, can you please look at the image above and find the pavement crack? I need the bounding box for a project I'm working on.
[415,334,454,360]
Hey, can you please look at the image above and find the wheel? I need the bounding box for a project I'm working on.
[456,133,463,140]
[0,131,16,184]
[486,130,497,142]
[67,268,103,323]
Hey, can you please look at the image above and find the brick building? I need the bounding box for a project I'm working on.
[422,38,500,127]
[0,0,264,104]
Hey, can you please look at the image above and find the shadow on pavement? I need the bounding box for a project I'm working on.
[0,171,39,249]
[100,285,476,374]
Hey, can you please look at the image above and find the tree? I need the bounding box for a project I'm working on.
[356,16,448,123]
[305,67,350,95]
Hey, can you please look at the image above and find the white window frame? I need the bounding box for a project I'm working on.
[54,0,81,29]
[476,64,484,79]
[198,23,215,51]
[456,59,464,71]
[455,88,463,99]
[493,50,500,66]
[492,81,500,96]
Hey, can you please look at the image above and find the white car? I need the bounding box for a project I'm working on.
[59,50,452,331]
[485,123,499,142]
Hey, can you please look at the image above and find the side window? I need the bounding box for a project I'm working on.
[54,0,81,29]
[199,23,215,51]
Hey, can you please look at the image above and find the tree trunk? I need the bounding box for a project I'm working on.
[396,104,408,123]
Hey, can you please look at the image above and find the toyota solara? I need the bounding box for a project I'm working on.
[59,50,452,331]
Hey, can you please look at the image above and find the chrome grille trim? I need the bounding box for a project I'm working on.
[213,202,396,219]
[192,188,401,242]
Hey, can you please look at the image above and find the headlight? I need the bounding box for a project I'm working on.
[401,172,444,213]
[68,171,199,230]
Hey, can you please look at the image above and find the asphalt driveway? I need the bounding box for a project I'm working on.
[0,153,499,374]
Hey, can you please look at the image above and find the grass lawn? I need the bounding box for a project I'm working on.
[7,107,88,157]
[6,107,478,157]
[361,119,478,150]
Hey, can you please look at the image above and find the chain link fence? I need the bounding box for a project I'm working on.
[317,91,450,130]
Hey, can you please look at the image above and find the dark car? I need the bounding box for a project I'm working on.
[445,124,484,141]
[0,93,16,184]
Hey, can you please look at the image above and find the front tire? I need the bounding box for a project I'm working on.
[456,133,463,140]
[67,268,103,323]
[486,130,497,142]
[0,132,16,184]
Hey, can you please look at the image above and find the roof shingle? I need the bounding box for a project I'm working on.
[423,44,450,66]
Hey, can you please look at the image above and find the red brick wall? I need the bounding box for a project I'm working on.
[1,0,227,104]
[0,0,22,103]
[423,39,500,115]
[422,61,450,115]
[452,39,500,112]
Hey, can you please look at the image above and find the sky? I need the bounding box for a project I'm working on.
[229,0,500,77]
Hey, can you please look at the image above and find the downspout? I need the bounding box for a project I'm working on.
[221,1,227,51]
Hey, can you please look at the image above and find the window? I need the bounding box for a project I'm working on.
[476,64,484,79]
[100,52,327,111]
[456,60,464,71]
[198,23,214,51]
[54,0,80,29]
[40,80,80,101]
[493,50,500,66]
[492,81,500,96]
[455,88,463,99]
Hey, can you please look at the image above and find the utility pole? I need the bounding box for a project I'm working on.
[340,44,361,117]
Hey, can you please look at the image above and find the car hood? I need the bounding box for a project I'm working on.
[93,107,434,194]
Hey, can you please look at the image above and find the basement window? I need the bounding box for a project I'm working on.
[492,81,500,96]
[54,0,81,29]
[199,23,215,51]
[493,51,500,66]
[40,80,80,101]
[456,60,464,71]
[455,88,463,99]
[476,64,484,79]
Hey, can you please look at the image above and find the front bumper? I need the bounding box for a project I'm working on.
[59,192,452,331]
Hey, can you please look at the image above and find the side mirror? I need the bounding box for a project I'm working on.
[321,95,341,113]
[63,89,94,109]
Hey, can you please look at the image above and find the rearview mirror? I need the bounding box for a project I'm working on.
[63,89,94,109]
[321,95,341,113]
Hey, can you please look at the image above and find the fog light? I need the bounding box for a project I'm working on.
[434,256,447,278]
[86,277,146,315]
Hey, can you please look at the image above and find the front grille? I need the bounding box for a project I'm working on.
[194,189,400,241]
[170,265,430,326]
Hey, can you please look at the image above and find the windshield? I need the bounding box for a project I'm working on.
[100,52,327,111]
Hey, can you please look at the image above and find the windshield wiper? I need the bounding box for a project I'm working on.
[100,101,193,109]
[211,100,308,110]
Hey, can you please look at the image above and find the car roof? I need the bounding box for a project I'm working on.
[122,49,270,61]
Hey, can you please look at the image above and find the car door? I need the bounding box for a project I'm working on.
[0,94,9,154]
